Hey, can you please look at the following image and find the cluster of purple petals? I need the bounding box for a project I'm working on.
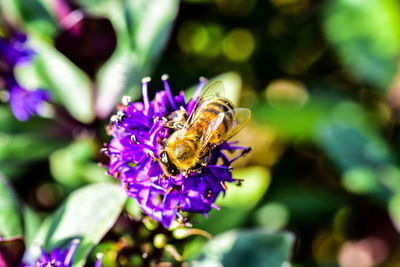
[0,34,51,121]
[104,76,249,228]
[21,240,102,267]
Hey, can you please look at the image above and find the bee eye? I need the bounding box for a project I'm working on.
[159,150,180,176]
[171,169,177,175]
[161,151,168,163]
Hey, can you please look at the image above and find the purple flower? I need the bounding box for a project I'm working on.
[0,33,51,121]
[103,75,250,228]
[9,82,51,121]
[0,34,34,68]
[35,240,79,267]
[21,240,102,267]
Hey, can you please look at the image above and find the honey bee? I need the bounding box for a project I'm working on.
[159,81,251,177]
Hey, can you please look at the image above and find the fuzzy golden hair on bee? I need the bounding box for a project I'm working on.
[158,81,251,177]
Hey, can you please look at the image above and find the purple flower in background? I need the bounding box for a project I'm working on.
[35,240,79,267]
[0,33,51,121]
[9,82,51,121]
[21,240,102,267]
[103,75,250,228]
[0,34,34,68]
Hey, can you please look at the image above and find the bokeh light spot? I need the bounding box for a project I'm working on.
[36,182,62,208]
[265,79,309,110]
[342,167,378,194]
[177,21,208,54]
[338,237,388,267]
[254,202,289,230]
[222,28,255,62]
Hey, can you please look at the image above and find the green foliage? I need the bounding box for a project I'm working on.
[194,166,270,235]
[31,183,127,267]
[323,0,400,90]
[71,0,179,118]
[22,205,42,247]
[2,0,400,265]
[50,139,109,187]
[0,0,57,38]
[0,175,23,238]
[193,229,294,267]
[29,38,95,123]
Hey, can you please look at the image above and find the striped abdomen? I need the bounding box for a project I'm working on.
[189,97,234,145]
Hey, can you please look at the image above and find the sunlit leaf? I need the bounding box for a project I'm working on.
[389,194,400,232]
[193,166,270,235]
[49,139,109,187]
[252,98,331,140]
[29,37,95,123]
[323,0,400,89]
[254,91,400,205]
[0,133,65,161]
[192,229,294,267]
[0,0,57,38]
[22,205,42,247]
[314,117,396,202]
[0,174,23,238]
[71,0,179,118]
[32,183,126,267]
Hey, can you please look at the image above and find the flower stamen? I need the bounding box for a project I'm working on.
[142,77,151,113]
[161,74,177,110]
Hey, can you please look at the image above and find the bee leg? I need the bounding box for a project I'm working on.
[201,154,210,166]
[164,121,185,130]
[161,138,168,147]
[159,173,168,182]
[179,106,188,119]
[241,147,252,156]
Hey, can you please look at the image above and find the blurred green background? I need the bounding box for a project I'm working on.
[1,0,400,266]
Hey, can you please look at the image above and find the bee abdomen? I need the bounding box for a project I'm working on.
[195,98,235,140]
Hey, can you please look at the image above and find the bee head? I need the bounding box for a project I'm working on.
[159,150,180,177]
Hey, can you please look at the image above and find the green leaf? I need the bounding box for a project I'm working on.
[192,229,294,267]
[252,98,331,140]
[255,95,400,204]
[49,139,110,187]
[314,117,397,203]
[29,37,95,123]
[0,174,23,237]
[193,167,270,235]
[71,0,179,118]
[22,205,42,247]
[0,132,66,161]
[0,108,67,167]
[389,194,400,231]
[33,183,127,267]
[323,0,400,90]
[0,0,57,38]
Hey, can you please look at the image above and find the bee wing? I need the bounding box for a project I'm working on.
[224,108,251,141]
[179,81,226,138]
[200,108,251,151]
[186,81,226,123]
